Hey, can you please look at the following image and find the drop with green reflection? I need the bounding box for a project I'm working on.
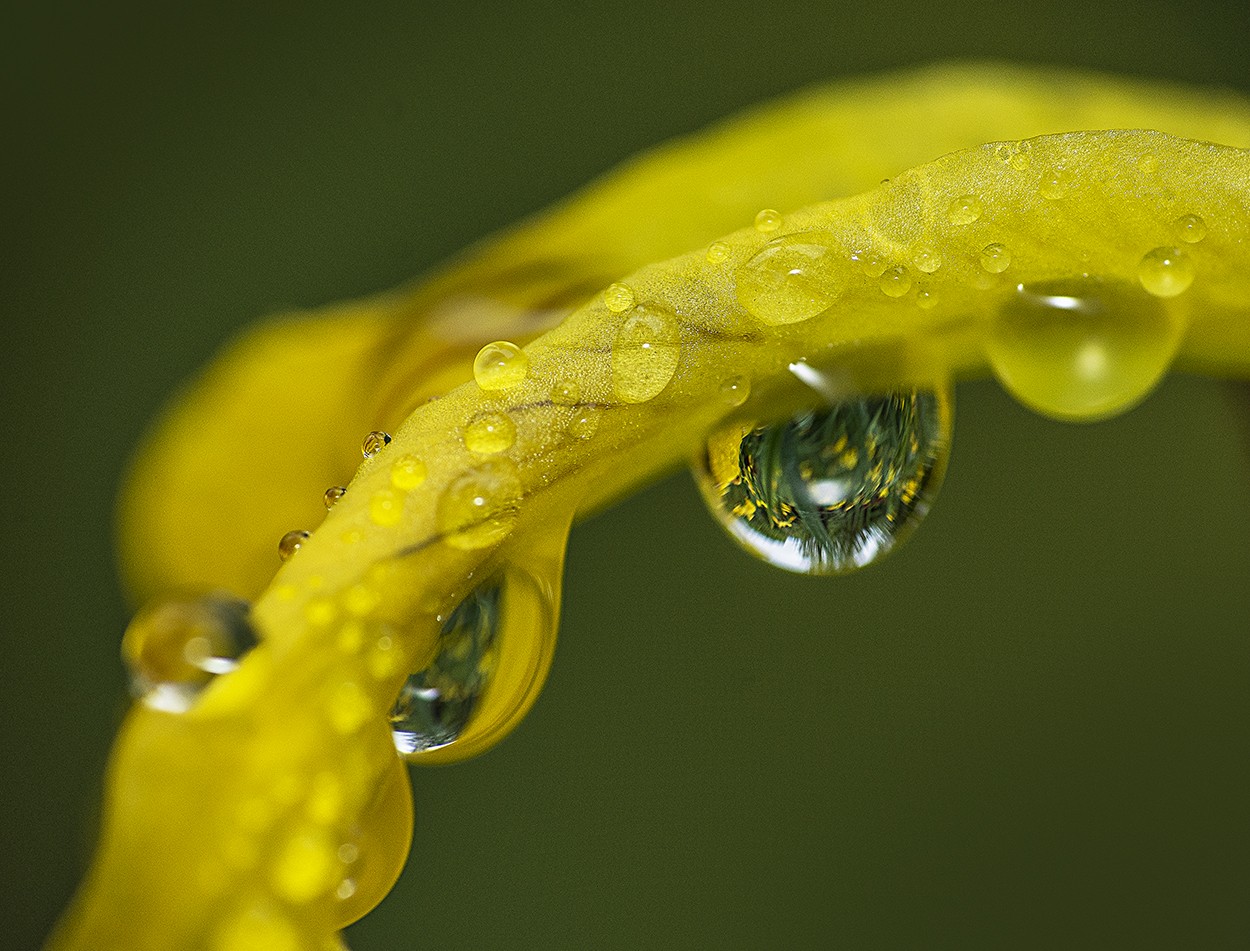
[694,383,952,575]
[985,277,1186,422]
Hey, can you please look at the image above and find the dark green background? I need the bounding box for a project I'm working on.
[5,2,1249,948]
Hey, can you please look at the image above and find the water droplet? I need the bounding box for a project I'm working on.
[735,232,842,326]
[436,460,523,550]
[1137,246,1194,298]
[603,282,635,313]
[390,455,427,491]
[122,595,258,713]
[1173,213,1207,244]
[947,194,982,225]
[878,265,911,298]
[550,378,581,405]
[979,243,1012,273]
[985,278,1186,421]
[913,248,942,274]
[278,530,310,561]
[754,208,783,232]
[916,288,939,310]
[855,250,888,278]
[361,431,392,458]
[1038,166,1073,199]
[611,304,681,402]
[1009,141,1032,170]
[369,489,403,527]
[391,528,566,762]
[323,486,347,509]
[463,412,516,455]
[567,406,601,439]
[693,384,952,574]
[995,143,1013,164]
[705,240,731,264]
[720,375,750,407]
[473,341,528,391]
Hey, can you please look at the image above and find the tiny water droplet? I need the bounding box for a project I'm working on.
[1038,166,1074,199]
[916,288,939,310]
[946,194,982,225]
[463,412,516,455]
[754,208,783,232]
[979,243,1012,273]
[603,282,635,313]
[436,460,523,550]
[390,455,427,491]
[878,265,911,297]
[122,594,258,713]
[369,489,403,527]
[473,341,528,391]
[278,530,310,561]
[567,406,601,439]
[986,277,1186,421]
[856,250,888,278]
[720,375,751,407]
[705,240,731,264]
[995,143,1013,163]
[361,431,391,458]
[1173,213,1207,244]
[735,232,842,326]
[611,304,681,402]
[551,378,581,406]
[323,486,347,509]
[1137,246,1194,298]
[913,248,941,274]
[1009,141,1032,170]
[694,383,952,574]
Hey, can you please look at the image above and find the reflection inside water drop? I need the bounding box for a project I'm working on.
[122,594,259,713]
[694,379,952,575]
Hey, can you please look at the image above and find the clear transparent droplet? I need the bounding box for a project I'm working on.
[1137,246,1194,298]
[1173,213,1207,244]
[694,382,952,575]
[473,341,528,391]
[603,282,635,313]
[361,431,392,458]
[913,248,942,274]
[878,265,911,298]
[323,486,347,509]
[735,232,842,326]
[122,594,259,713]
[753,208,783,232]
[979,243,1012,274]
[611,304,682,402]
[463,412,516,455]
[705,240,731,264]
[946,194,983,225]
[278,530,310,561]
[985,277,1186,422]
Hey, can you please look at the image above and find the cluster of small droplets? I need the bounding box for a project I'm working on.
[361,431,392,458]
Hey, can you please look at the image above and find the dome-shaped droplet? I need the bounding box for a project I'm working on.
[391,529,566,763]
[735,232,843,326]
[323,486,347,509]
[705,241,731,264]
[361,431,392,458]
[719,375,751,407]
[611,304,682,403]
[603,282,635,313]
[878,265,912,297]
[693,383,952,575]
[463,412,516,455]
[753,208,783,232]
[473,341,528,391]
[946,194,983,225]
[913,248,942,274]
[567,406,601,439]
[436,460,523,550]
[278,530,310,561]
[1137,246,1194,298]
[1173,213,1207,244]
[1038,166,1074,200]
[122,594,259,713]
[979,243,1012,274]
[985,278,1186,422]
[390,455,427,491]
[550,378,581,406]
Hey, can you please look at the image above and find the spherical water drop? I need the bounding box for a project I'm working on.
[436,460,523,550]
[855,250,888,278]
[323,486,347,509]
[913,248,942,274]
[603,282,635,313]
[611,304,681,402]
[720,375,751,407]
[369,489,403,527]
[735,232,842,326]
[550,378,581,406]
[390,455,427,491]
[361,431,391,458]
[754,208,783,232]
[979,243,1012,273]
[463,412,516,455]
[878,265,911,297]
[1038,166,1074,199]
[693,385,952,574]
[1173,213,1207,244]
[946,195,983,225]
[473,341,528,391]
[705,241,731,264]
[122,594,258,713]
[1137,246,1194,298]
[985,278,1186,421]
[567,406,601,439]
[278,530,310,560]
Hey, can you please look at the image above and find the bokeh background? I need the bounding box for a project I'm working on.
[5,2,1250,948]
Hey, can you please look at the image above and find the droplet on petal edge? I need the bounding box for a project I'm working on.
[361,431,392,458]
[278,530,310,561]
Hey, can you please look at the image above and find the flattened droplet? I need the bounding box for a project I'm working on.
[878,265,911,298]
[735,232,842,326]
[946,194,983,225]
[979,243,1012,274]
[463,412,516,455]
[611,304,681,403]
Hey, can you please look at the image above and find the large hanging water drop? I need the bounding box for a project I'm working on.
[390,524,568,763]
[694,380,952,575]
[985,277,1186,422]
[122,594,259,713]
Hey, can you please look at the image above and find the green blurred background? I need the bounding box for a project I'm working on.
[5,2,1249,948]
